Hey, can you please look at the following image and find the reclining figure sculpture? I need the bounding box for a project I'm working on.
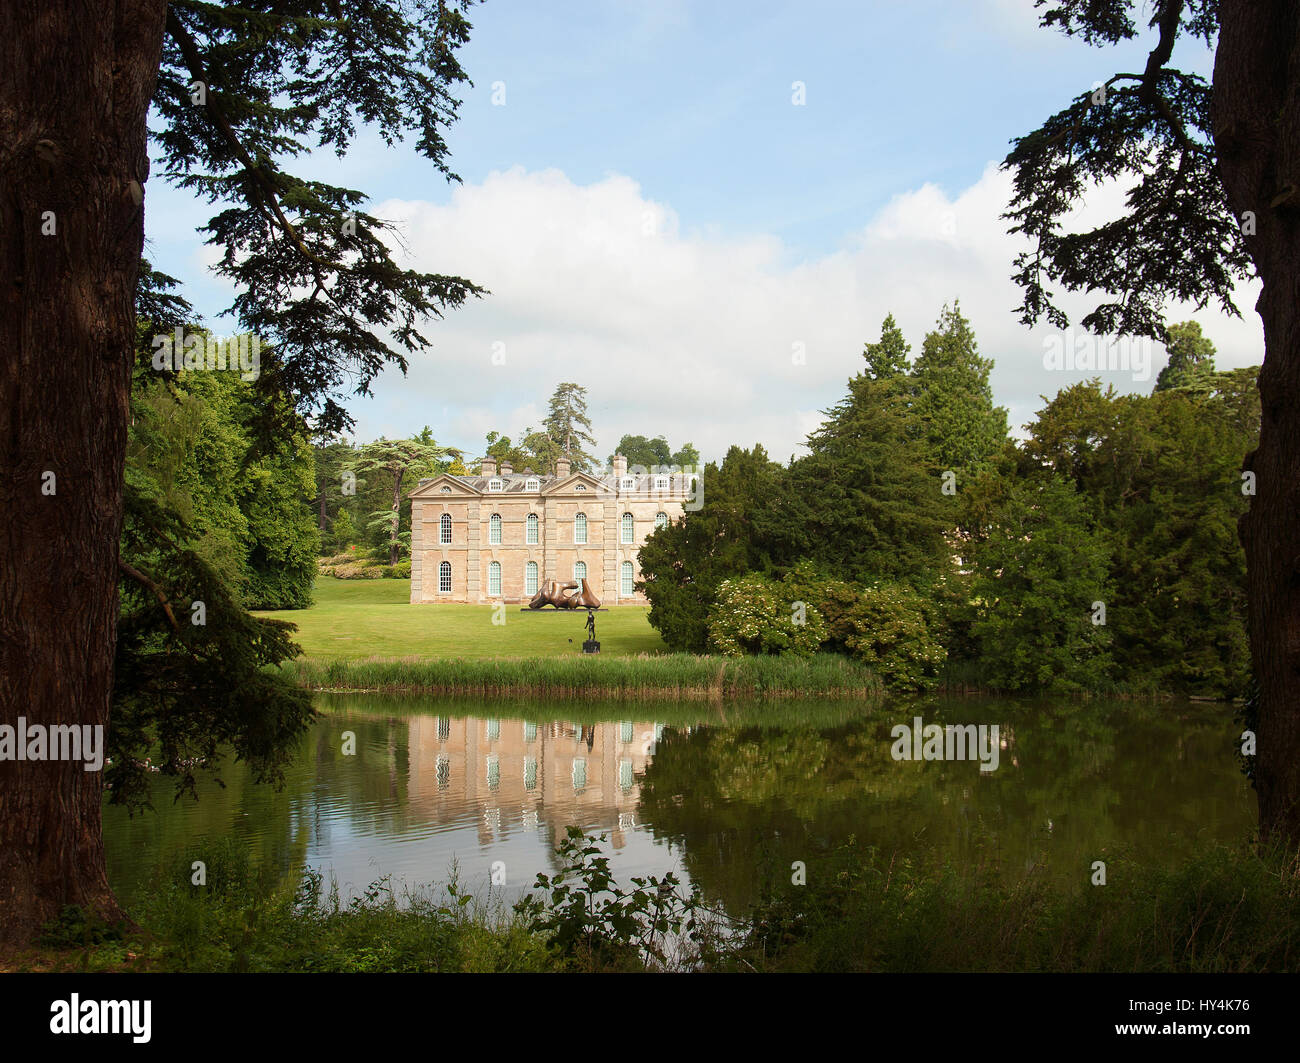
[527,578,602,610]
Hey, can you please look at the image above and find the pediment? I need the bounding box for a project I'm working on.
[542,471,610,496]
[408,474,480,499]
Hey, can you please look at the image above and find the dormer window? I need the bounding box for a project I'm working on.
[619,476,635,492]
[654,475,669,491]
[488,478,504,492]
[525,477,540,492]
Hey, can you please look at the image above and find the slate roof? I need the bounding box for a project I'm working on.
[415,471,694,495]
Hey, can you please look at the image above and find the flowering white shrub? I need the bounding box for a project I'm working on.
[841,582,946,692]
[707,574,827,657]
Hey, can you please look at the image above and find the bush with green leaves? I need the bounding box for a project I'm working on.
[839,582,946,693]
[513,827,709,971]
[707,573,827,657]
[778,561,864,653]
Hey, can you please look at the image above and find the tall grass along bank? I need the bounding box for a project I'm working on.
[275,652,882,700]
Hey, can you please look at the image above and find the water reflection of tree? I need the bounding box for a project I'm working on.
[638,699,1252,914]
[104,695,1253,920]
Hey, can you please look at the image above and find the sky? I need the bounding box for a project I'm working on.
[141,0,1262,465]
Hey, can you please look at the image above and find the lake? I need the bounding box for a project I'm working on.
[103,693,1255,916]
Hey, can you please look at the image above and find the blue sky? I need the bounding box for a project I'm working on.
[143,0,1253,464]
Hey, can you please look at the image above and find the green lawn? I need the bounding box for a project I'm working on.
[255,577,670,661]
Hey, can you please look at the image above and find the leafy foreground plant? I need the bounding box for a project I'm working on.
[513,827,731,971]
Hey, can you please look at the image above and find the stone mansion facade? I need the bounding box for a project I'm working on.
[408,454,695,605]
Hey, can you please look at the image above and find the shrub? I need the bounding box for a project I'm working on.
[779,561,863,653]
[322,561,385,579]
[707,573,827,657]
[513,827,708,971]
[840,582,946,693]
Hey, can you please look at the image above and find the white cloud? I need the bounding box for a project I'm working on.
[355,163,1263,461]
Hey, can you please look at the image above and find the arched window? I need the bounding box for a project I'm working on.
[574,483,586,492]
[439,485,451,493]
[489,513,502,545]
[621,512,634,544]
[574,512,587,544]
[440,512,452,544]
[654,511,668,530]
[621,560,634,595]
[526,512,539,544]
[574,560,587,582]
[438,561,452,594]
[488,560,501,596]
[525,561,538,596]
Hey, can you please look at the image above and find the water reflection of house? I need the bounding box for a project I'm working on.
[406,717,664,849]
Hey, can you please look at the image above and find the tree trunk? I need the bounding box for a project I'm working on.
[0,0,169,946]
[1213,1,1300,844]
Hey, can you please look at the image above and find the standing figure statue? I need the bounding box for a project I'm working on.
[582,607,600,654]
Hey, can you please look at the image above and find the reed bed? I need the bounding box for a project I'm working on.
[275,651,883,700]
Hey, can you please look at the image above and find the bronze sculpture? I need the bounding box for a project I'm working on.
[527,577,602,610]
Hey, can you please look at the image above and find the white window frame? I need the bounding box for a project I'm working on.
[574,560,587,582]
[489,513,502,545]
[654,475,669,491]
[525,560,539,596]
[619,475,635,493]
[488,477,504,492]
[440,512,452,544]
[525,477,540,492]
[655,511,668,530]
[488,560,502,596]
[621,512,634,544]
[438,561,452,594]
[574,512,587,544]
[526,512,539,544]
[621,560,634,595]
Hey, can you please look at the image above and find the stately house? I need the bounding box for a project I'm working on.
[407,454,695,605]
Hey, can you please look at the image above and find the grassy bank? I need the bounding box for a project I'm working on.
[256,577,883,697]
[13,835,1300,973]
[277,651,883,699]
[255,577,669,660]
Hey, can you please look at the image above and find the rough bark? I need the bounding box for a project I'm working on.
[1213,1,1300,843]
[0,0,169,945]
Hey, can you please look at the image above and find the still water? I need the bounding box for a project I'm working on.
[103,693,1254,915]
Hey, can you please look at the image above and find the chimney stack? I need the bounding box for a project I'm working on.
[555,455,571,478]
[612,454,627,479]
[481,456,497,478]
[501,460,513,476]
